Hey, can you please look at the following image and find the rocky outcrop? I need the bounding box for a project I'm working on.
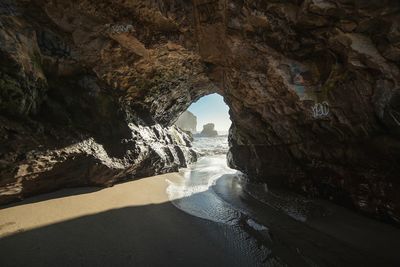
[0,0,200,204]
[199,123,218,137]
[0,116,197,203]
[1,0,400,224]
[175,111,197,133]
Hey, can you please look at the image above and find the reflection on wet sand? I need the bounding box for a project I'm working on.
[166,136,400,266]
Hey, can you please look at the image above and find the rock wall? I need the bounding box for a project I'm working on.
[1,0,400,224]
[175,111,197,133]
[220,1,400,224]
[0,0,200,204]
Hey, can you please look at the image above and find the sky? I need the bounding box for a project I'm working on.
[188,93,232,132]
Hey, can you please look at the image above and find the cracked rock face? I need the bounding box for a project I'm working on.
[1,0,400,224]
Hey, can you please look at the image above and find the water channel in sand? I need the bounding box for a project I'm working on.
[166,135,400,267]
[166,136,279,266]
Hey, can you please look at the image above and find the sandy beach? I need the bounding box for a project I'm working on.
[0,173,181,237]
[2,143,400,267]
[1,168,400,266]
[0,173,263,267]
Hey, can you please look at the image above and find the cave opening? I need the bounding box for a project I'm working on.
[175,93,232,157]
[167,93,240,222]
[170,92,237,201]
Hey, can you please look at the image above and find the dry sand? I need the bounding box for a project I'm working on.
[0,173,181,237]
[0,173,259,267]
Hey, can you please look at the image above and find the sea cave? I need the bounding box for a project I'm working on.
[1,1,400,266]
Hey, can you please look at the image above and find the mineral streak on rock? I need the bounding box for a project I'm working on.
[0,0,400,224]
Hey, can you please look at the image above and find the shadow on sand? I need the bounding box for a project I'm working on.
[0,201,255,267]
[2,177,400,267]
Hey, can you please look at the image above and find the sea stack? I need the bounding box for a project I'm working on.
[200,123,218,137]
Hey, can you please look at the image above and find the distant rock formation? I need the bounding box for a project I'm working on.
[199,123,218,137]
[175,111,197,133]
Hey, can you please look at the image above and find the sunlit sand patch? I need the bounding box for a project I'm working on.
[0,173,181,238]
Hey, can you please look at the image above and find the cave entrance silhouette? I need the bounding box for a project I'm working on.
[173,93,234,184]
[176,93,232,136]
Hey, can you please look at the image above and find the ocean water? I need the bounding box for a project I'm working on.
[166,136,275,266]
[166,135,239,224]
[188,137,324,223]
[190,135,230,156]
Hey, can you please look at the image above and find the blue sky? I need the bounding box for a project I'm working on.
[188,93,231,132]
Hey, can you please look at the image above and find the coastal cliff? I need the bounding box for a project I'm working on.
[175,111,197,133]
[0,0,400,224]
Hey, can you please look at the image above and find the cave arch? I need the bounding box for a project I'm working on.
[1,0,400,224]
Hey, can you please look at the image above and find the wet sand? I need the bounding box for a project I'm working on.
[0,173,265,267]
[215,175,400,266]
[1,170,400,266]
[165,153,400,266]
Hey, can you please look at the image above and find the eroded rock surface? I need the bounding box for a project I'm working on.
[0,111,197,203]
[1,0,400,224]
[0,0,201,203]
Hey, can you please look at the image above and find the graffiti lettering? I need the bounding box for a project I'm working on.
[107,24,134,34]
[312,101,329,118]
